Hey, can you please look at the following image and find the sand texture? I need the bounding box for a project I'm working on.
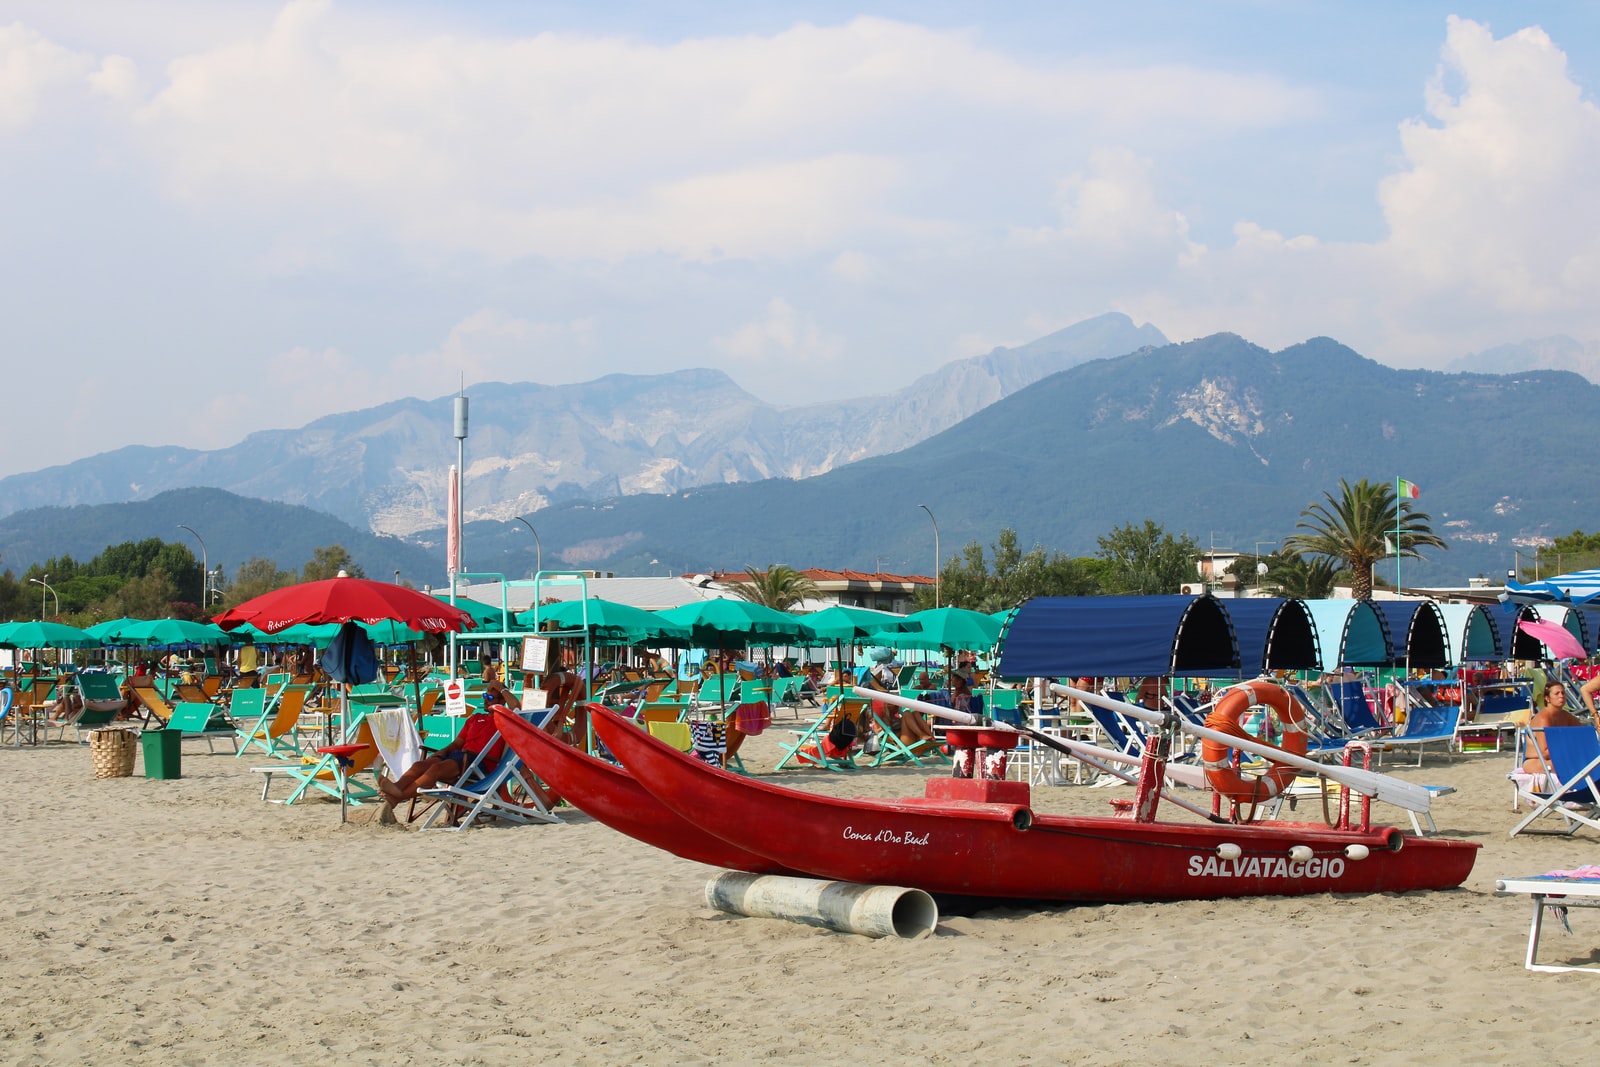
[2,727,1597,1066]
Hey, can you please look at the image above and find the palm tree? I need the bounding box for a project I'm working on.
[1286,478,1447,599]
[1263,552,1341,599]
[726,564,819,611]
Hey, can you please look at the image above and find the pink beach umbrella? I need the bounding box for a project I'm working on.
[1517,619,1587,662]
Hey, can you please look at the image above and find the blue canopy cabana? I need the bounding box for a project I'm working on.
[1302,599,1392,670]
[1371,599,1450,669]
[1222,598,1321,677]
[1486,601,1542,659]
[996,595,1238,679]
[1435,603,1501,665]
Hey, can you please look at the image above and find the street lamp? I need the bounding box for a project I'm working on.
[917,504,940,608]
[515,516,542,576]
[29,575,57,618]
[1254,541,1275,589]
[177,524,208,608]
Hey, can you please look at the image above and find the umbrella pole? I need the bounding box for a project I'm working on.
[408,643,422,721]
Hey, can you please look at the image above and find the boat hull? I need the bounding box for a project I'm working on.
[592,708,1480,902]
[494,708,797,875]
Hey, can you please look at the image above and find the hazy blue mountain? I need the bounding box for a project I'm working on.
[10,331,1573,590]
[0,313,1164,536]
[446,333,1591,588]
[1449,335,1600,383]
[0,488,440,584]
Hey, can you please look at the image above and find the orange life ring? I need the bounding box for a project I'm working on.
[1200,681,1308,805]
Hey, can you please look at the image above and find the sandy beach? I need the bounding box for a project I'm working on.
[3,727,1597,1066]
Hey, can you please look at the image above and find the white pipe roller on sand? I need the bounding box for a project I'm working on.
[705,873,938,940]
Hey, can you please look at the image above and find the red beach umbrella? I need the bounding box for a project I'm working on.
[213,575,477,635]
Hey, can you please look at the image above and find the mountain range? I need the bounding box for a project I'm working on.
[436,332,1589,588]
[0,488,439,585]
[0,313,1165,538]
[3,331,1584,591]
[1449,335,1600,383]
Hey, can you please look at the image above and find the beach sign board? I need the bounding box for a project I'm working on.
[444,677,466,716]
[521,635,551,674]
[522,687,549,711]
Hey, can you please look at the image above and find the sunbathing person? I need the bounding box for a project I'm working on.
[1523,684,1583,775]
[850,646,934,750]
[378,710,505,802]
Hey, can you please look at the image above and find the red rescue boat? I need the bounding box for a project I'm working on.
[591,707,1479,902]
[493,707,798,875]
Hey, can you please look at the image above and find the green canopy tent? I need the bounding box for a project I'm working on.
[84,617,142,642]
[518,598,692,702]
[656,599,818,694]
[864,606,1002,652]
[656,599,816,649]
[0,621,102,742]
[105,618,234,649]
[0,620,102,650]
[520,598,690,646]
[799,604,911,681]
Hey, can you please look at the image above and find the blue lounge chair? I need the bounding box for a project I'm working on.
[1510,726,1600,838]
[1379,704,1461,767]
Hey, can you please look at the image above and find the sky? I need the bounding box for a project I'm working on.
[4,1,1600,478]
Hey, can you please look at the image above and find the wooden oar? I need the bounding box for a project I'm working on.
[851,687,1219,819]
[1052,684,1433,814]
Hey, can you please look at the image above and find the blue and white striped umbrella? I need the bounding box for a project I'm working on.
[1504,569,1600,608]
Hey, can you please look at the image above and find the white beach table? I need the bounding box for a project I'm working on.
[1496,874,1600,973]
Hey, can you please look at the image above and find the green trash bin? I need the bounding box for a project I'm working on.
[141,728,182,780]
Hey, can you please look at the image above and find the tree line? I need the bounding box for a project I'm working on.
[0,541,367,625]
[908,477,1452,611]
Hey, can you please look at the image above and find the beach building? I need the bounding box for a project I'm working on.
[454,568,932,616]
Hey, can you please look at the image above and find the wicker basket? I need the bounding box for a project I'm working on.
[89,728,137,779]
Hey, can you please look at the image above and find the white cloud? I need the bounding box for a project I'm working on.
[87,54,141,101]
[1076,17,1600,368]
[1379,17,1600,316]
[6,9,1600,479]
[716,298,843,368]
[0,22,94,130]
[385,310,601,391]
[115,4,1313,263]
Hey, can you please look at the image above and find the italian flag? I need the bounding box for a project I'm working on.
[1398,478,1421,499]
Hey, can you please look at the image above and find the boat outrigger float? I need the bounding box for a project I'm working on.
[507,679,1478,903]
